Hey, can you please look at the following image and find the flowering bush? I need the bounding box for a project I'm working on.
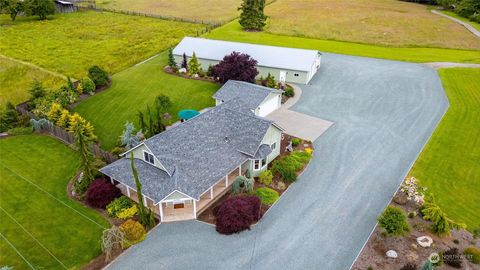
[119,219,146,248]
[305,147,313,155]
[400,177,426,204]
[86,179,122,208]
[214,196,262,235]
[107,196,135,217]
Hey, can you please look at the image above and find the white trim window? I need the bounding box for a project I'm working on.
[253,158,267,171]
[143,151,155,165]
[271,142,276,151]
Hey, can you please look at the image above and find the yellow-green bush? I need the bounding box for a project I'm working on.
[258,170,273,186]
[117,205,138,220]
[119,219,146,248]
[464,246,480,264]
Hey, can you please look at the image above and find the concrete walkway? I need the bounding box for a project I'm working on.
[107,53,448,270]
[424,62,480,69]
[266,84,334,141]
[431,9,480,38]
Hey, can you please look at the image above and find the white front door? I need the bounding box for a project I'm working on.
[279,70,286,83]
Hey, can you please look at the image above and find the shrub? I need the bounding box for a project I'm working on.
[29,79,46,100]
[7,126,33,135]
[107,196,134,217]
[231,176,254,194]
[291,138,301,147]
[86,179,122,208]
[212,51,258,83]
[304,147,313,155]
[377,206,410,236]
[400,263,417,270]
[117,205,138,220]
[473,226,480,239]
[464,246,480,264]
[111,146,126,157]
[408,211,417,219]
[0,102,19,132]
[81,77,95,95]
[283,87,294,97]
[258,170,273,185]
[421,196,466,236]
[420,261,434,270]
[119,219,146,248]
[443,247,462,268]
[88,65,109,87]
[271,151,312,183]
[214,196,262,235]
[255,187,279,205]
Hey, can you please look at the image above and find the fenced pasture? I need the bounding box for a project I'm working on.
[0,11,206,79]
[264,0,480,50]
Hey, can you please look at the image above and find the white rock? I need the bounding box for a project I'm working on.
[178,68,187,73]
[417,236,433,248]
[192,74,199,78]
[386,250,398,258]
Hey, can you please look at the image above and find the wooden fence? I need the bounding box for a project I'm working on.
[16,102,118,164]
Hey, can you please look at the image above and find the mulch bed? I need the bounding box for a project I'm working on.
[197,134,313,225]
[352,192,479,270]
[163,66,219,83]
[68,81,111,109]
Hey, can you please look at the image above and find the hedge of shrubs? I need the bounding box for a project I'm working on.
[258,170,273,186]
[271,151,312,183]
[119,219,146,248]
[214,196,262,235]
[255,187,279,205]
[86,179,122,208]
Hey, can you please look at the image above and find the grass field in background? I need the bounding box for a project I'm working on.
[0,135,110,269]
[410,68,480,231]
[0,56,66,108]
[439,10,480,31]
[74,51,219,150]
[205,21,480,63]
[0,11,204,78]
[265,0,480,50]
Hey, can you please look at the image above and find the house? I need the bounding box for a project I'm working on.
[172,37,322,84]
[100,83,284,223]
[214,80,283,117]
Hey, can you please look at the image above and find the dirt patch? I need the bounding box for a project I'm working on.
[352,193,480,270]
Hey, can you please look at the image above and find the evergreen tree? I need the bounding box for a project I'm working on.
[238,0,267,31]
[188,52,201,75]
[148,208,155,229]
[168,48,177,68]
[29,79,46,100]
[265,73,276,88]
[130,153,148,226]
[181,53,188,70]
[72,123,95,193]
[421,195,466,236]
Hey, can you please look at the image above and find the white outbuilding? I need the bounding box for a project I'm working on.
[172,37,322,84]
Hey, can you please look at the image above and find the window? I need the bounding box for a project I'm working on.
[294,73,299,77]
[271,142,276,151]
[143,151,154,164]
[253,158,267,170]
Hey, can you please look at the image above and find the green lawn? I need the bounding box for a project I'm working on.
[0,135,110,269]
[439,10,480,32]
[0,11,204,78]
[73,51,219,150]
[205,21,480,63]
[0,56,66,108]
[410,68,480,231]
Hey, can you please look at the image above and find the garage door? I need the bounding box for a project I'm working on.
[258,95,280,117]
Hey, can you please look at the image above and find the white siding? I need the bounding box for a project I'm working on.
[131,144,169,173]
[258,93,281,117]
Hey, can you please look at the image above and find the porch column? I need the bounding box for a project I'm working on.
[126,185,131,197]
[110,177,114,184]
[225,174,228,186]
[158,202,163,222]
[193,200,197,218]
[210,187,214,199]
[143,196,148,206]
[238,166,241,175]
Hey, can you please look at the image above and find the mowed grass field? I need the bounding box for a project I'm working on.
[96,0,242,24]
[264,0,480,50]
[74,51,219,150]
[0,135,110,269]
[0,11,205,78]
[205,21,480,63]
[0,56,66,108]
[409,68,480,231]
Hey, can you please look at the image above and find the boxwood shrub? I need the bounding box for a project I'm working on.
[255,187,279,205]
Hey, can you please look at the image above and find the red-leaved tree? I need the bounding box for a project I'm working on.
[212,51,259,83]
[86,179,122,208]
[214,196,262,234]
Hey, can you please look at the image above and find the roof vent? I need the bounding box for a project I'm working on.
[224,136,230,143]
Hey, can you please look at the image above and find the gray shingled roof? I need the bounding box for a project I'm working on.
[253,144,272,159]
[213,80,282,112]
[173,37,320,72]
[100,100,278,202]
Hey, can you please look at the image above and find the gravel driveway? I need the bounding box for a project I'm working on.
[107,53,448,270]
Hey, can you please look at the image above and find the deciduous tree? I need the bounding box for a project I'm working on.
[212,51,258,83]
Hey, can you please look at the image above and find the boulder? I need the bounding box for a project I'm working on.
[386,250,398,258]
[178,68,187,73]
[417,236,433,248]
[393,193,408,205]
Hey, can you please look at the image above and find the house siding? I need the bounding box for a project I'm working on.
[162,191,191,202]
[173,55,310,84]
[251,125,282,177]
[131,144,168,173]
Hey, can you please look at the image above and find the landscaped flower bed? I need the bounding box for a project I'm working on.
[198,134,314,231]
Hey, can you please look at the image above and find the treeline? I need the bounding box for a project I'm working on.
[0,0,55,21]
[402,0,479,23]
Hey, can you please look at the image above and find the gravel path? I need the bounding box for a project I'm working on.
[107,53,448,270]
[431,9,480,38]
